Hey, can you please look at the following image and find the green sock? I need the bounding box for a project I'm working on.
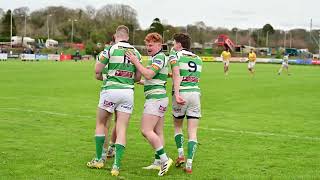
[187,141,197,160]
[95,136,105,160]
[155,152,160,160]
[114,144,125,168]
[156,147,168,162]
[174,134,184,149]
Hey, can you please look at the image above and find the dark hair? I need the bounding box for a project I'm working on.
[173,33,191,50]
[224,45,229,51]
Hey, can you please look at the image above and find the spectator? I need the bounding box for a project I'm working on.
[74,49,81,62]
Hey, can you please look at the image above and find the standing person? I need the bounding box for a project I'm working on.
[125,33,175,176]
[248,49,257,76]
[87,25,142,177]
[278,54,290,75]
[169,33,203,174]
[140,47,186,171]
[221,47,231,75]
[100,34,117,160]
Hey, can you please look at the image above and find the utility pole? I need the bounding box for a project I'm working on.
[24,14,27,37]
[310,18,312,42]
[283,31,287,49]
[69,19,77,43]
[235,29,238,45]
[47,14,52,40]
[266,31,269,47]
[289,32,292,48]
[10,9,12,48]
[248,29,251,47]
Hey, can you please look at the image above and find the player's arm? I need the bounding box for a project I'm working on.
[95,61,105,81]
[170,55,185,105]
[170,56,180,93]
[172,66,186,105]
[134,70,142,82]
[126,51,156,80]
[95,50,109,81]
[134,51,143,82]
[168,51,177,78]
[172,66,181,94]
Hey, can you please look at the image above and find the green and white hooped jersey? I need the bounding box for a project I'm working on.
[99,45,112,80]
[169,49,202,93]
[97,41,142,90]
[144,51,168,99]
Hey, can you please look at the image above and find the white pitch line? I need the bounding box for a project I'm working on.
[0,107,319,141]
[0,107,93,118]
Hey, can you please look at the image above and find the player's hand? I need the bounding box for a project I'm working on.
[168,72,173,78]
[137,79,145,85]
[175,94,186,105]
[125,51,139,64]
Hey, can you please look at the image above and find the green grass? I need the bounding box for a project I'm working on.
[0,60,319,179]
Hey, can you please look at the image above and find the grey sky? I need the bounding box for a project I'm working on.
[2,0,320,30]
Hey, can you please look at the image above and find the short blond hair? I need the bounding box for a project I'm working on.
[115,25,129,38]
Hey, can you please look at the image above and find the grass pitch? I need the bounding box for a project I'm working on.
[0,60,319,179]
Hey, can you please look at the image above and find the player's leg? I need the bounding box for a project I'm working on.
[141,98,172,176]
[172,94,187,167]
[110,89,133,176]
[185,117,199,174]
[226,63,229,75]
[155,117,165,161]
[102,118,111,161]
[224,61,229,75]
[111,111,130,176]
[286,65,290,75]
[141,114,163,155]
[106,115,117,158]
[174,117,185,167]
[278,64,283,75]
[141,115,172,176]
[184,92,201,174]
[251,63,255,75]
[143,117,165,170]
[248,62,252,74]
[142,115,162,170]
[87,107,112,169]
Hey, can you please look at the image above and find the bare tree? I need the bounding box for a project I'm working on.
[85,5,96,19]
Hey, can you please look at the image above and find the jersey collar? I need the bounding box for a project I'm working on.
[152,49,163,57]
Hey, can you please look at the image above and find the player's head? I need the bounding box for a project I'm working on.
[250,48,254,53]
[173,33,191,51]
[224,46,229,52]
[144,32,162,56]
[115,25,129,42]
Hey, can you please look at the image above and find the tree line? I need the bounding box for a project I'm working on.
[0,4,319,53]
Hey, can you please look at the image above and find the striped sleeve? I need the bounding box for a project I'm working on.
[169,50,179,68]
[98,46,111,64]
[150,55,165,74]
